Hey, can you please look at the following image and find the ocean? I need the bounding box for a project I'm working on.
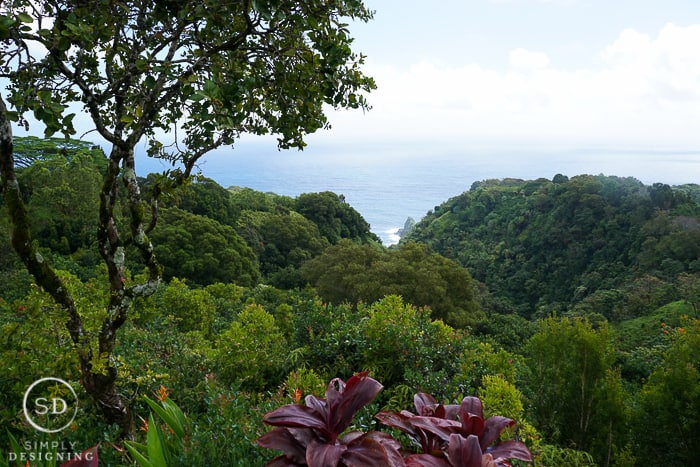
[139,142,700,245]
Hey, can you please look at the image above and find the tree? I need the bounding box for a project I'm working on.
[294,191,379,244]
[148,207,260,286]
[525,316,629,465]
[0,0,374,438]
[633,318,700,465]
[302,240,482,328]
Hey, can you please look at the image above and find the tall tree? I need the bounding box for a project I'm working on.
[0,0,374,439]
[525,316,629,465]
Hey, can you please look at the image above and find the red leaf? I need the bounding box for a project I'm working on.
[263,404,328,433]
[59,443,99,467]
[460,397,484,419]
[410,416,463,443]
[479,416,515,450]
[306,439,346,466]
[305,394,328,418]
[362,430,405,465]
[441,404,461,421]
[447,434,483,467]
[376,411,422,439]
[414,393,437,416]
[486,440,533,463]
[461,412,485,438]
[406,454,452,466]
[328,373,383,436]
[341,433,402,467]
[257,427,315,463]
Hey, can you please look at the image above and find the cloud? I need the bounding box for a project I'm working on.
[320,23,700,149]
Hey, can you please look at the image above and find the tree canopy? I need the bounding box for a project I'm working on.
[0,0,374,438]
[404,175,700,318]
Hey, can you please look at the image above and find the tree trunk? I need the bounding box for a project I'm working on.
[81,360,134,440]
[2,95,136,440]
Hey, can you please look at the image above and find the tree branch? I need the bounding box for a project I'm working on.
[0,93,88,353]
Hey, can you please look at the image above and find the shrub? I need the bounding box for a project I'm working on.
[214,304,288,389]
[257,372,404,466]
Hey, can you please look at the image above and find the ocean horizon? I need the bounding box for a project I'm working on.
[137,143,700,245]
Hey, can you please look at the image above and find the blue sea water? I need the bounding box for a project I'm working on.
[139,143,700,245]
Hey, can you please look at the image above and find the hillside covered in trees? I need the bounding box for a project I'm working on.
[2,138,700,465]
[405,175,700,320]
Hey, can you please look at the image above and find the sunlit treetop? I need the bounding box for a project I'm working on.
[1,0,375,167]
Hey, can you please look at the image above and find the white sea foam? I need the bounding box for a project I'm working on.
[383,227,402,246]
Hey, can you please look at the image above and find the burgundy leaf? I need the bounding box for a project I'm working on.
[479,416,515,450]
[341,434,401,467]
[377,411,438,454]
[340,430,365,445]
[305,394,329,423]
[460,397,484,419]
[441,404,461,421]
[325,376,346,409]
[410,416,463,443]
[307,439,346,466]
[486,440,533,463]
[263,404,328,433]
[414,392,438,416]
[406,454,452,467]
[460,412,485,438]
[59,443,99,467]
[257,427,310,463]
[376,411,422,438]
[363,430,405,465]
[447,434,483,467]
[329,373,383,436]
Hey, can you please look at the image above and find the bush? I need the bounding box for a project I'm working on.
[213,304,288,389]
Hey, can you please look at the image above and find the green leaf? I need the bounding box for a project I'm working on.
[17,12,33,24]
[120,115,134,123]
[144,396,185,438]
[124,442,154,467]
[7,430,23,467]
[202,79,219,98]
[146,413,167,467]
[144,75,156,89]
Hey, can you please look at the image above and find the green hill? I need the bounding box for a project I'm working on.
[403,174,700,319]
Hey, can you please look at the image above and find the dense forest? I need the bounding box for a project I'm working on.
[1,137,700,466]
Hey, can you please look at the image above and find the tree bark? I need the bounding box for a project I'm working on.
[1,95,135,440]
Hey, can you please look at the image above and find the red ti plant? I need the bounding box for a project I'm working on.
[257,372,404,466]
[376,393,532,467]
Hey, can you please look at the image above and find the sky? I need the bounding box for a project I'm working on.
[303,0,700,151]
[6,0,700,173]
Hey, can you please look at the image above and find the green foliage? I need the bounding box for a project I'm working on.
[176,387,274,465]
[125,392,187,467]
[535,445,597,466]
[478,375,524,422]
[213,303,288,390]
[284,367,327,399]
[404,175,698,317]
[294,191,379,244]
[361,295,466,396]
[149,207,260,286]
[525,316,628,465]
[15,141,103,255]
[632,317,700,465]
[158,278,216,335]
[164,176,239,227]
[238,210,329,287]
[302,240,482,328]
